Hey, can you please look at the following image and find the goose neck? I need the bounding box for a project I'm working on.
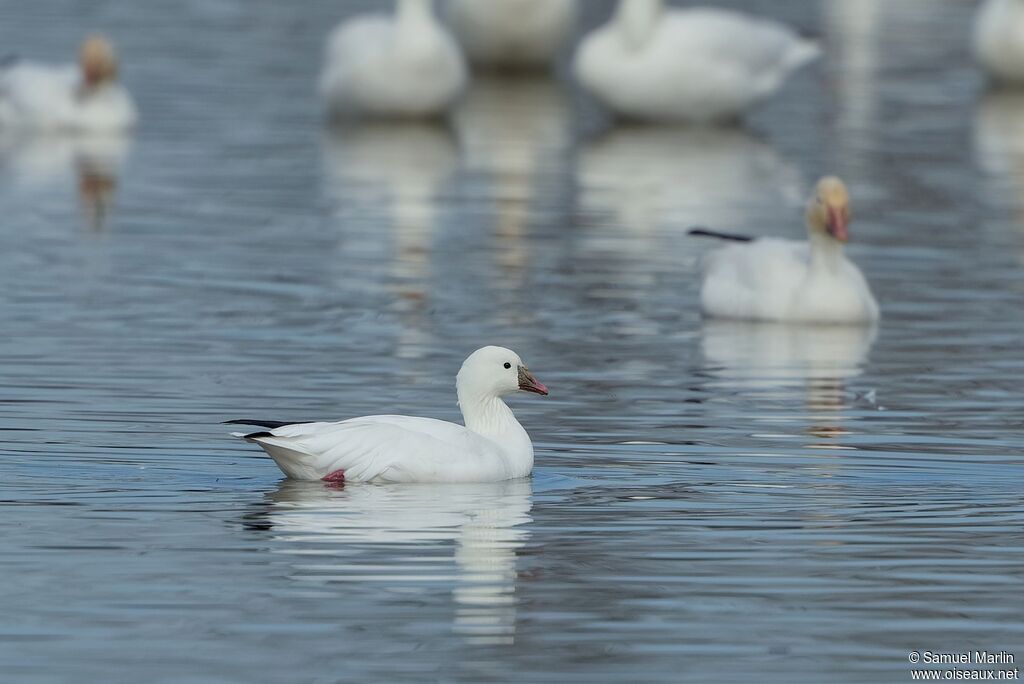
[396,0,434,32]
[809,232,845,274]
[458,393,520,437]
[615,0,663,49]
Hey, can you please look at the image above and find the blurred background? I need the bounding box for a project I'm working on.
[0,1,1022,682]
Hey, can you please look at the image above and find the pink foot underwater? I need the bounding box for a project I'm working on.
[322,469,346,484]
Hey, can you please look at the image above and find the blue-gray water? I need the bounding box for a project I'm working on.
[1,1,1022,682]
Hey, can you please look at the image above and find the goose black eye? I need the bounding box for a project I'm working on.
[503,362,511,369]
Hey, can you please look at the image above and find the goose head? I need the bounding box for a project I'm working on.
[457,346,548,405]
[805,176,851,243]
[79,36,119,91]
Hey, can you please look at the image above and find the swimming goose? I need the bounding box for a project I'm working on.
[572,0,819,123]
[448,0,577,70]
[0,36,137,132]
[228,346,548,483]
[973,0,1024,84]
[319,0,468,118]
[694,177,879,324]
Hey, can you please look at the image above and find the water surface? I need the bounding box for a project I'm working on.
[0,1,1022,682]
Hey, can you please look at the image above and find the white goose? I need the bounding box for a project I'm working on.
[572,0,819,123]
[228,346,548,483]
[448,0,578,70]
[973,0,1024,84]
[0,36,137,132]
[694,177,879,324]
[319,0,468,118]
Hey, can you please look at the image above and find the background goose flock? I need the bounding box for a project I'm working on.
[1,0,1023,681]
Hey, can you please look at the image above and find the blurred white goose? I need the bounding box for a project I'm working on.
[0,36,137,132]
[448,0,578,70]
[319,0,468,117]
[973,0,1024,84]
[228,346,548,483]
[573,0,819,123]
[694,177,879,324]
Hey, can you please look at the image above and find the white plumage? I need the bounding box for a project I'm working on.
[973,0,1024,84]
[697,177,879,324]
[448,0,577,70]
[0,37,136,133]
[319,0,467,117]
[230,346,549,484]
[573,0,819,123]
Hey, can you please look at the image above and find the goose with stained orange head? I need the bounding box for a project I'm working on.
[0,36,136,132]
[694,177,879,324]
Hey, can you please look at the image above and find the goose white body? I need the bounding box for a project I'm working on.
[573,1,819,123]
[238,414,532,484]
[700,237,879,323]
[448,0,577,69]
[319,0,467,117]
[231,346,548,484]
[0,62,136,132]
[973,0,1024,84]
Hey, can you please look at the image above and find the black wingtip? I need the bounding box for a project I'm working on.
[243,431,274,439]
[688,227,754,243]
[223,419,313,429]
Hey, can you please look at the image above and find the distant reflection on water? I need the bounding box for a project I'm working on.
[0,133,130,231]
[702,321,876,391]
[974,90,1024,263]
[322,122,458,357]
[702,321,878,441]
[454,76,572,176]
[454,77,573,295]
[578,126,802,239]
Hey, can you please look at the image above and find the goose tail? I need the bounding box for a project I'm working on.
[784,37,821,73]
[244,433,328,480]
[688,227,754,243]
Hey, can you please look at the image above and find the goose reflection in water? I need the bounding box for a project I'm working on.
[578,126,802,247]
[823,0,882,174]
[701,321,877,441]
[974,90,1024,263]
[0,133,130,231]
[453,76,572,176]
[452,77,571,301]
[321,122,458,357]
[245,479,533,646]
